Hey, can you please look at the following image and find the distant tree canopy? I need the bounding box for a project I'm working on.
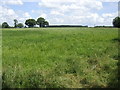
[2,16,120,28]
[17,23,24,28]
[2,17,49,28]
[14,19,18,28]
[43,21,49,27]
[113,16,120,28]
[2,22,9,28]
[25,19,36,28]
[37,17,49,27]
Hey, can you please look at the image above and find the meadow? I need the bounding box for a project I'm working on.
[2,27,118,88]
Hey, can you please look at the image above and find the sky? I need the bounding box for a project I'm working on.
[0,0,119,27]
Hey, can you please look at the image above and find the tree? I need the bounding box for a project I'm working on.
[14,19,18,28]
[113,16,120,28]
[36,17,49,27]
[2,22,9,28]
[43,21,49,27]
[25,19,36,28]
[17,23,24,28]
[37,17,45,27]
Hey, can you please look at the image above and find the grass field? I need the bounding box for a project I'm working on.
[2,27,118,88]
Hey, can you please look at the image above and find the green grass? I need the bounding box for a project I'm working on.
[2,27,118,88]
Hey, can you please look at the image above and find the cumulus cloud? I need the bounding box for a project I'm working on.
[18,12,32,23]
[37,0,117,26]
[1,0,118,5]
[0,6,18,25]
[50,11,64,16]
[0,6,32,26]
[39,13,47,18]
[99,0,119,2]
[38,0,103,10]
[0,0,23,5]
[23,12,31,18]
[0,0,118,26]
[22,0,119,2]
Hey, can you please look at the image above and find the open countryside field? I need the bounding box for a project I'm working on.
[2,27,118,88]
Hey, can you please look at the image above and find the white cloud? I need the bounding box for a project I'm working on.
[0,0,118,26]
[1,0,118,5]
[0,6,18,25]
[23,12,31,18]
[38,0,103,11]
[0,6,32,26]
[19,12,32,24]
[101,12,118,25]
[1,0,23,5]
[102,13,115,18]
[39,13,47,18]
[99,0,119,2]
[18,0,119,2]
[37,0,118,26]
[53,18,64,23]
[31,10,35,13]
[50,11,64,16]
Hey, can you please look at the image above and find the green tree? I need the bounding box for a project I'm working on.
[43,21,49,27]
[17,23,24,28]
[14,19,18,28]
[2,22,9,28]
[25,19,36,28]
[37,17,45,27]
[113,16,120,28]
[37,17,49,27]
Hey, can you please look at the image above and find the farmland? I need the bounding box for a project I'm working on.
[2,27,118,88]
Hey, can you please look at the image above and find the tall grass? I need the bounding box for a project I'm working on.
[2,28,118,88]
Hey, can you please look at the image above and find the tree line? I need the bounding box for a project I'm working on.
[1,16,120,28]
[1,17,49,28]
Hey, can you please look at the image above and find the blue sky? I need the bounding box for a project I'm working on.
[0,0,119,27]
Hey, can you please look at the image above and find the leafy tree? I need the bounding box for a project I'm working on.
[37,17,45,27]
[2,22,9,28]
[43,21,49,27]
[17,23,24,28]
[25,19,36,28]
[37,17,49,27]
[113,16,120,28]
[14,19,18,28]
